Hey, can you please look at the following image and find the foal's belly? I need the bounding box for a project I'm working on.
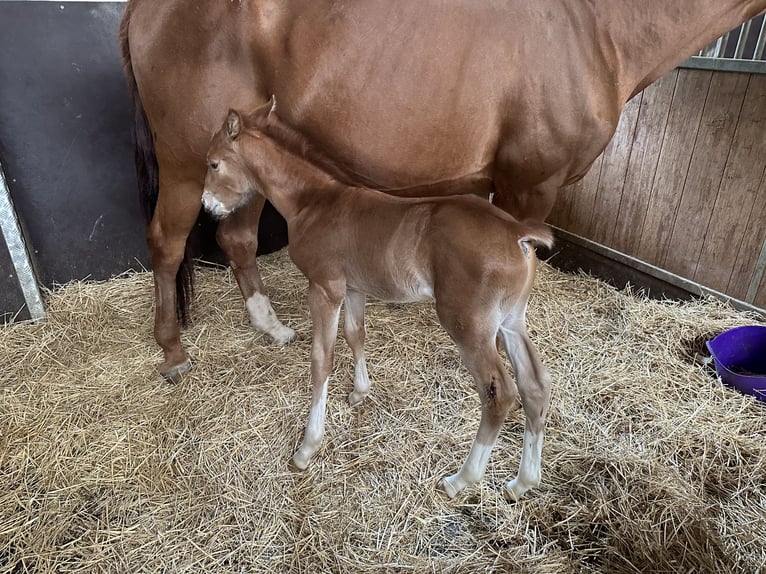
[346,268,434,304]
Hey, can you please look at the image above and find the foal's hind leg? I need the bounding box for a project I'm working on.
[216,195,296,345]
[343,290,370,407]
[437,310,518,498]
[498,312,552,501]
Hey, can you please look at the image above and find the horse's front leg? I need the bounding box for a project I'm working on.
[216,194,296,345]
[148,176,203,381]
[343,290,370,407]
[292,280,344,470]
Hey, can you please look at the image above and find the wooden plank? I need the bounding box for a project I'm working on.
[695,74,766,293]
[752,235,766,308]
[756,249,766,309]
[663,71,749,278]
[727,161,766,301]
[611,71,677,255]
[635,69,712,266]
[560,154,603,238]
[590,92,642,246]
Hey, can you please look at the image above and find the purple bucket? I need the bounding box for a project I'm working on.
[706,325,766,401]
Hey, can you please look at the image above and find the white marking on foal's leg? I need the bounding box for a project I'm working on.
[505,429,543,501]
[440,442,494,499]
[348,357,370,407]
[246,292,296,345]
[292,377,330,470]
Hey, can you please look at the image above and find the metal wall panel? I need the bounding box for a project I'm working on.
[0,1,149,290]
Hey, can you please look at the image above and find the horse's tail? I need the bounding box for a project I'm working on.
[517,222,554,252]
[119,6,194,326]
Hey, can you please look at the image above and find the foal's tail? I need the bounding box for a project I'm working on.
[517,222,554,255]
[119,6,194,326]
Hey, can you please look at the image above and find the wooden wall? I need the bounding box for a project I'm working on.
[548,68,766,309]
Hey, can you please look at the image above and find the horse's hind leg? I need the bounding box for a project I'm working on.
[343,290,370,407]
[216,194,296,345]
[498,312,552,501]
[437,309,518,498]
[147,177,202,381]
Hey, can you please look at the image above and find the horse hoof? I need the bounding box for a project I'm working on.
[270,325,298,346]
[348,391,365,407]
[292,451,310,471]
[439,476,461,499]
[160,358,192,383]
[503,480,526,503]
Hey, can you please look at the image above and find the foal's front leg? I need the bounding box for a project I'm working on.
[344,290,371,407]
[292,281,344,470]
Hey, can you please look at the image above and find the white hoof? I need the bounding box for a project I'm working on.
[292,449,311,470]
[504,478,532,502]
[440,474,465,499]
[270,325,297,346]
[348,390,365,407]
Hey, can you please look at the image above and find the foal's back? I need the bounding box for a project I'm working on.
[292,186,549,305]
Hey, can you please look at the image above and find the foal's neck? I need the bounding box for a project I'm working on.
[243,130,340,220]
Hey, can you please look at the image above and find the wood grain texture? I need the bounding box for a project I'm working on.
[696,74,766,295]
[663,72,749,278]
[590,93,642,246]
[635,69,712,266]
[561,155,603,238]
[612,71,677,255]
[726,162,766,302]
[549,68,765,307]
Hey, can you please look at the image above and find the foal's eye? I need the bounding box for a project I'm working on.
[210,161,220,170]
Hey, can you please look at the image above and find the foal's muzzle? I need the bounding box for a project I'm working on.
[201,190,230,220]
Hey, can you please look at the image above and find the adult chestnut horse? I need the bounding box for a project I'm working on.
[120,0,766,380]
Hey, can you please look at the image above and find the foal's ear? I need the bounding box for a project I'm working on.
[226,109,242,140]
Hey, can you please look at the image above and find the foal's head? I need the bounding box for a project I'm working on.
[201,108,259,220]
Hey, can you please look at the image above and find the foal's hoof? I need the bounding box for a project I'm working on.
[348,391,366,407]
[159,358,192,383]
[291,450,310,471]
[270,325,298,346]
[439,476,462,499]
[503,479,530,503]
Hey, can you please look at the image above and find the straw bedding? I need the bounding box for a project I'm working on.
[1,249,764,573]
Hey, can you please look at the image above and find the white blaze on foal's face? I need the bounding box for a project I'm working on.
[202,155,251,219]
[201,110,253,219]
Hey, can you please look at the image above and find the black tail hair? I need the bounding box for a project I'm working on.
[119,7,194,326]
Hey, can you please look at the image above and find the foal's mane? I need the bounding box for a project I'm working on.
[244,107,356,185]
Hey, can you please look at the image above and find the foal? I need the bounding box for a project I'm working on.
[201,105,553,501]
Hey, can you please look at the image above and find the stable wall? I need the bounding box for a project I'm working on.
[548,67,766,309]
